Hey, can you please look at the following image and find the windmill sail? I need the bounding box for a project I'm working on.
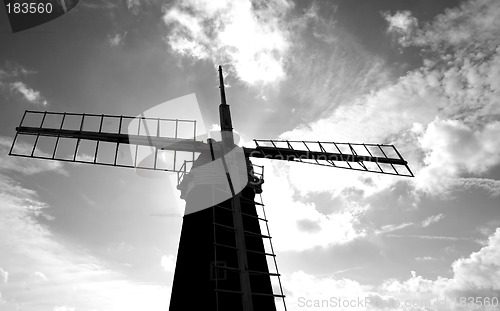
[245,139,414,177]
[9,110,200,174]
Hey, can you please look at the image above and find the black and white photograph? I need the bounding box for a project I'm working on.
[0,0,499,310]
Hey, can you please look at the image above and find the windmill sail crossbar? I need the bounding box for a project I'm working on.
[248,139,414,177]
[15,126,209,153]
[246,146,406,165]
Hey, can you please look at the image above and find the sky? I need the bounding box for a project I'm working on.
[0,0,500,310]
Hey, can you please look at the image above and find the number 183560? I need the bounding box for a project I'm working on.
[6,2,53,14]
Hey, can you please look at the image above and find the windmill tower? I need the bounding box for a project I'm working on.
[8,66,414,311]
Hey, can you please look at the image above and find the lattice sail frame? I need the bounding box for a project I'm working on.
[249,139,414,177]
[9,110,199,173]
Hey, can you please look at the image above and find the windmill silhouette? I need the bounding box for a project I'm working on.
[8,66,414,311]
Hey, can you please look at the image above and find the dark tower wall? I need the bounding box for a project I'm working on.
[169,154,276,311]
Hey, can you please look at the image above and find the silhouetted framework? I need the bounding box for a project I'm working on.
[9,66,414,311]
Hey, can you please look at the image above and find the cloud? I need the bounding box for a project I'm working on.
[0,136,68,176]
[383,10,418,45]
[384,11,417,33]
[108,32,127,46]
[448,178,500,196]
[378,272,447,310]
[416,120,500,194]
[379,229,500,307]
[279,0,500,198]
[0,138,65,223]
[0,63,46,105]
[421,120,500,174]
[0,178,170,310]
[386,234,471,241]
[53,306,75,311]
[376,222,414,235]
[0,62,36,79]
[0,267,8,283]
[446,228,500,297]
[283,229,500,311]
[0,140,170,310]
[79,0,118,9]
[282,31,393,121]
[283,270,440,311]
[415,256,434,261]
[410,0,500,50]
[126,0,141,15]
[9,81,47,105]
[106,241,135,254]
[282,270,369,311]
[160,255,175,273]
[374,213,444,237]
[421,213,444,228]
[34,271,49,282]
[254,160,367,252]
[163,0,292,85]
[252,2,397,122]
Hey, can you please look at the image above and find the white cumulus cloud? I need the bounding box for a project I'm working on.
[255,160,367,252]
[280,0,500,198]
[416,120,500,194]
[379,229,500,308]
[383,10,418,45]
[286,229,500,311]
[446,228,500,296]
[163,0,292,85]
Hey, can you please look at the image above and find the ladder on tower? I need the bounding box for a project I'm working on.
[200,164,287,311]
